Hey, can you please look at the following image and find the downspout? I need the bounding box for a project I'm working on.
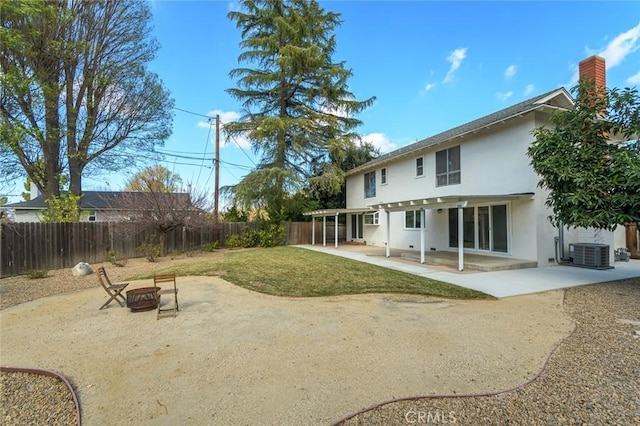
[555,221,566,264]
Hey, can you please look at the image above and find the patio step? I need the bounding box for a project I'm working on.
[399,251,538,272]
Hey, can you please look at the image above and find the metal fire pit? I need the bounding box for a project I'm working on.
[126,287,160,312]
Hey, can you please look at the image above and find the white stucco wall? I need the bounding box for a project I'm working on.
[10,209,134,223]
[12,210,42,222]
[346,116,538,210]
[346,115,550,263]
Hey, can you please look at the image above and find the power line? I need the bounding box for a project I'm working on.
[219,159,253,171]
[227,133,257,167]
[195,118,213,188]
[173,106,212,119]
[220,162,241,181]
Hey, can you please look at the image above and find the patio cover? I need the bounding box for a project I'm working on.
[303,208,375,248]
[370,193,535,271]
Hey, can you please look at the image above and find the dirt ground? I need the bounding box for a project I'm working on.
[0,270,573,425]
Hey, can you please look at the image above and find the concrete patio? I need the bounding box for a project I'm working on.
[298,244,640,298]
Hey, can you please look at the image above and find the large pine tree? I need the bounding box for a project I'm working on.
[225,0,375,221]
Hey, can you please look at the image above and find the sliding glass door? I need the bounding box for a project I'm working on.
[351,214,364,240]
[449,204,509,253]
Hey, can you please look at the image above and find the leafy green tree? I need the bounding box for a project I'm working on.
[221,204,249,222]
[0,196,7,206]
[528,81,640,231]
[1,0,173,201]
[225,0,375,222]
[40,193,85,223]
[125,165,183,193]
[309,140,380,210]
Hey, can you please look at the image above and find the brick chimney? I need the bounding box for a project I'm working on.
[579,55,606,88]
[578,55,606,116]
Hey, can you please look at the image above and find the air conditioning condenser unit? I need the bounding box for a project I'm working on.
[568,243,613,270]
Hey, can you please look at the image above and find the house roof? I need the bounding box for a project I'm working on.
[4,191,191,211]
[347,87,574,176]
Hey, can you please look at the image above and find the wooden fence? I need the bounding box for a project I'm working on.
[0,221,345,277]
[627,223,640,259]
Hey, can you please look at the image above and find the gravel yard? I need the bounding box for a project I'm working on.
[1,252,220,426]
[339,278,640,425]
[1,253,638,425]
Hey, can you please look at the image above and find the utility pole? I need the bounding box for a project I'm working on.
[214,114,220,222]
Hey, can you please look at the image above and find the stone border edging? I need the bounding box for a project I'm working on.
[330,290,578,425]
[1,366,81,426]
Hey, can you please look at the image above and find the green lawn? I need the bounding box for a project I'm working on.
[134,246,492,299]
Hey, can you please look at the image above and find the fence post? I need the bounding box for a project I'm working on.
[0,222,3,278]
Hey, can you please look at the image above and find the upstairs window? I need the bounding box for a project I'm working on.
[415,157,424,177]
[364,171,376,198]
[381,168,387,185]
[405,210,423,229]
[436,145,460,186]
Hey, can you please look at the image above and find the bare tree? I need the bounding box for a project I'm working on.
[1,0,173,201]
[113,188,213,254]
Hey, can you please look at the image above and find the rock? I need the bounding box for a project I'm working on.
[71,262,93,276]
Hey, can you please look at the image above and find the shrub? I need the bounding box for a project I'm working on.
[136,241,161,262]
[240,228,259,248]
[201,241,219,252]
[258,224,285,248]
[26,269,48,279]
[225,234,242,249]
[168,249,183,260]
[105,250,128,267]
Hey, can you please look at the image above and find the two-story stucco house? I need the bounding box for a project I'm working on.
[310,56,626,270]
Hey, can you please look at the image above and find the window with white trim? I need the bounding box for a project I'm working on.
[381,168,387,185]
[436,145,460,186]
[87,210,97,222]
[404,210,423,229]
[364,171,376,198]
[364,212,379,225]
[415,157,424,177]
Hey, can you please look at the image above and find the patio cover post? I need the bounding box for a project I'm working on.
[458,204,464,271]
[385,210,391,258]
[334,212,339,248]
[311,215,315,245]
[420,209,425,264]
[323,215,327,247]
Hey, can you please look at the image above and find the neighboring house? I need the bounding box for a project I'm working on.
[309,56,626,268]
[4,190,192,223]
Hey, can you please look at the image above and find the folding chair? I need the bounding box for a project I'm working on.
[153,272,179,320]
[96,266,129,310]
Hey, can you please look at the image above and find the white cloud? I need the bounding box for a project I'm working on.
[626,70,640,85]
[361,133,397,154]
[424,83,436,92]
[496,91,513,101]
[443,48,467,83]
[194,110,251,149]
[505,65,517,79]
[524,84,535,96]
[224,132,252,149]
[599,23,640,68]
[569,22,640,84]
[197,110,241,128]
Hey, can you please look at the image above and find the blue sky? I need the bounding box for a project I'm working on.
[5,1,640,204]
